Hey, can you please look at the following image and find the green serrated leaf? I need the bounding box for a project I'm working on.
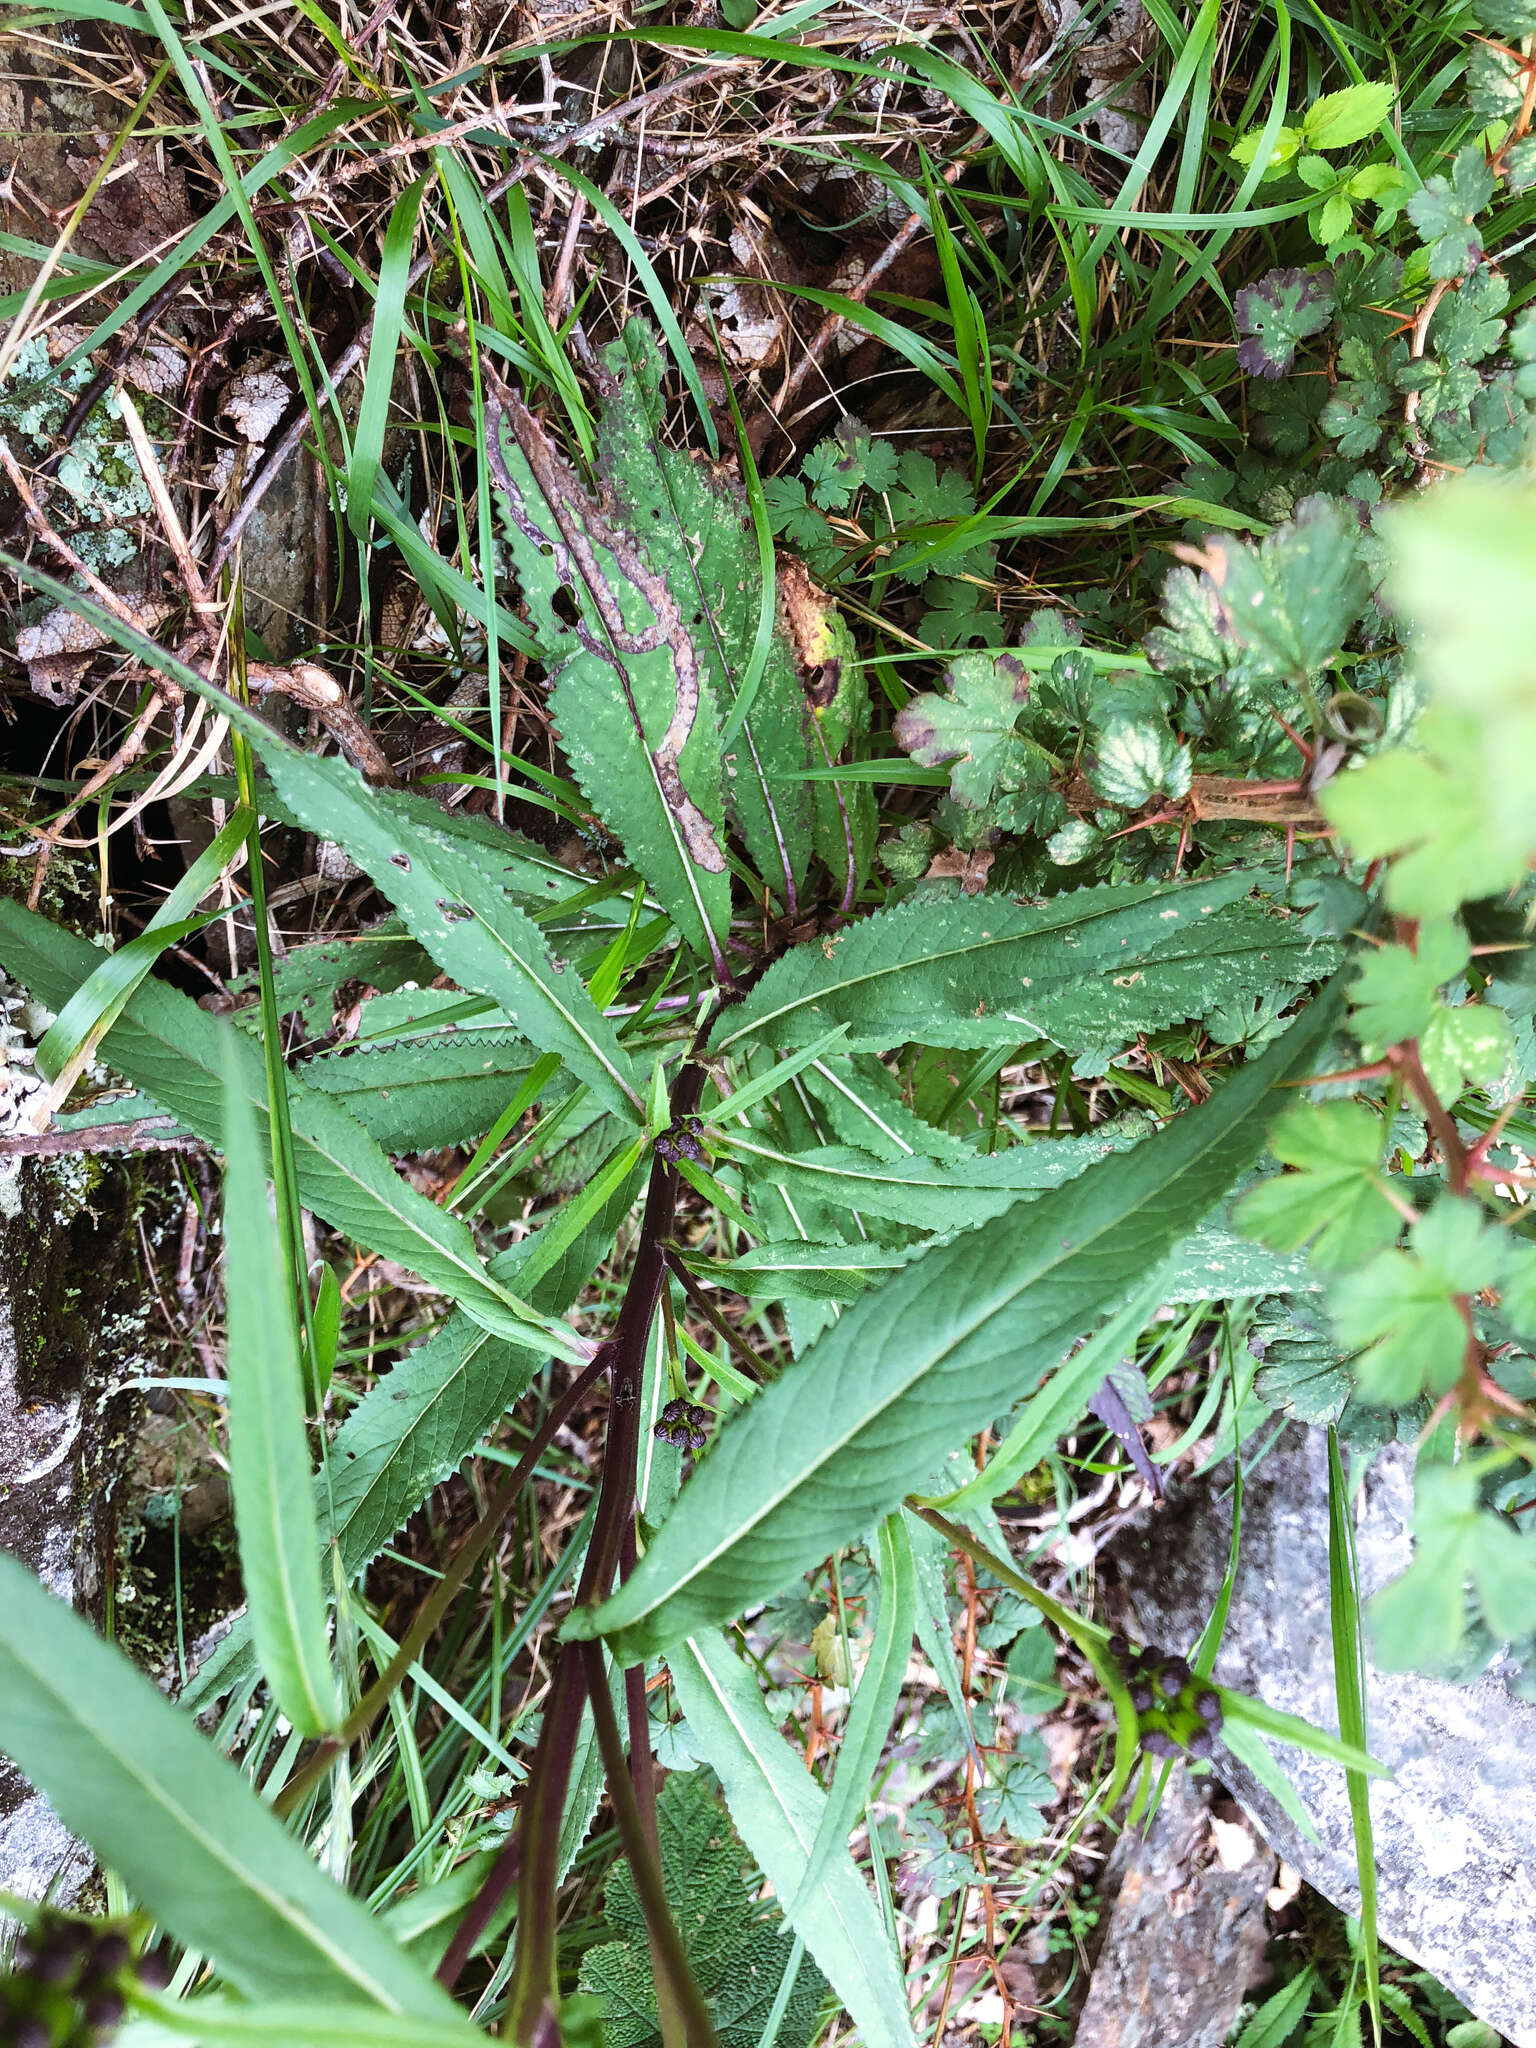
[1406,147,1494,278]
[295,1031,542,1151]
[1236,1102,1404,1271]
[1088,718,1192,807]
[1330,1197,1504,1406]
[893,649,1059,826]
[1370,1461,1536,1672]
[1234,267,1336,379]
[578,1772,827,2048]
[571,985,1341,1658]
[485,370,731,957]
[711,874,1257,1057]
[1349,921,1470,1049]
[592,324,818,905]
[248,761,642,1123]
[1302,82,1395,150]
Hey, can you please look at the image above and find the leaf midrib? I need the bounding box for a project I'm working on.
[713,884,1227,1049]
[0,1639,405,2009]
[609,1057,1285,1634]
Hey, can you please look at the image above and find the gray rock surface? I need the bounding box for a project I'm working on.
[0,985,161,1901]
[1108,1424,1536,2048]
[1072,1764,1274,2048]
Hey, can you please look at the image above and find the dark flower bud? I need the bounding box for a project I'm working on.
[1141,1729,1179,1759]
[13,2019,52,2048]
[1107,1632,1129,1660]
[86,1935,130,1981]
[134,1952,171,1992]
[85,1987,126,2030]
[687,1426,709,1450]
[1131,1684,1153,1712]
[33,1933,82,1984]
[660,1398,687,1425]
[686,1404,709,1428]
[1155,1657,1189,1697]
[1195,1689,1223,1729]
[1187,1728,1214,1761]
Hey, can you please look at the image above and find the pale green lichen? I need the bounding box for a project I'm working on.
[1,336,153,570]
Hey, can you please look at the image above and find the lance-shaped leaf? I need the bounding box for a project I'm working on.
[592,323,817,905]
[295,1030,542,1152]
[669,1630,916,2048]
[182,1155,646,1713]
[0,1551,466,2017]
[568,984,1342,1659]
[485,366,731,961]
[724,1119,1147,1232]
[244,758,643,1124]
[0,900,574,1357]
[220,1052,337,1737]
[711,873,1259,1057]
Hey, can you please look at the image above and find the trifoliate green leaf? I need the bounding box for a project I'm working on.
[1349,921,1470,1050]
[1236,1101,1404,1271]
[1370,1462,1536,1672]
[1406,147,1494,279]
[1302,82,1396,151]
[1234,265,1336,378]
[1330,1197,1504,1407]
[1087,719,1191,807]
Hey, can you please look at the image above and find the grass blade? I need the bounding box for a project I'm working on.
[1328,1426,1382,2037]
[221,1045,339,1738]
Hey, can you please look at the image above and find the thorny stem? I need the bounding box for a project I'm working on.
[1392,1041,1470,1195]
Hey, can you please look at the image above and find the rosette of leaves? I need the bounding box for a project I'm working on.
[577,1773,826,2048]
